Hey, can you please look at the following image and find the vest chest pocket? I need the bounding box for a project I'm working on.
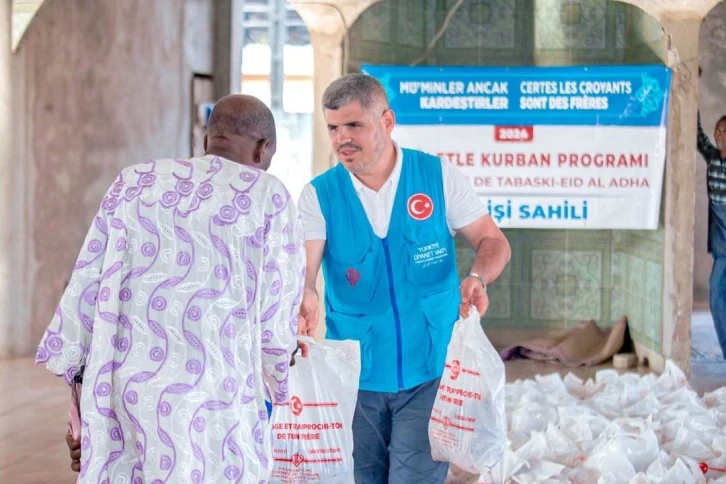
[325,233,382,306]
[402,225,455,286]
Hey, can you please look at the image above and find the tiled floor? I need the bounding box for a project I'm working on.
[692,310,724,362]
[2,322,725,484]
[690,310,726,399]
[0,358,78,484]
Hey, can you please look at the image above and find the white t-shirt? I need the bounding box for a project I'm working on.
[298,142,488,240]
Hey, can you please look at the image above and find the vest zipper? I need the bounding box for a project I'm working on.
[382,238,404,391]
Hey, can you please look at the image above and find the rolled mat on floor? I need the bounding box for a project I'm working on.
[499,316,629,367]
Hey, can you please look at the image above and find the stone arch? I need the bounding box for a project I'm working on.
[290,0,716,359]
[345,0,672,367]
[346,0,667,70]
[11,0,46,52]
[615,0,719,25]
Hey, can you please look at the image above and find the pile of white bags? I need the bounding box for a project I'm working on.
[473,361,726,484]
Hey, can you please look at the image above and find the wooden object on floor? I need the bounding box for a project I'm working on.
[613,353,638,369]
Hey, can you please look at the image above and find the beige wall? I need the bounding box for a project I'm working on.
[695,2,726,306]
[6,0,215,357]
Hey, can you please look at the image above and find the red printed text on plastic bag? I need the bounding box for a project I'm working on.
[430,359,486,448]
[271,395,346,482]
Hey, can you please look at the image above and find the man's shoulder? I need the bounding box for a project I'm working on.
[400,146,441,164]
[115,158,183,183]
[399,147,444,178]
[116,157,290,200]
[311,163,343,185]
[253,169,290,195]
[116,159,160,178]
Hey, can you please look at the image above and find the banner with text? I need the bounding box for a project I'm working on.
[361,65,671,229]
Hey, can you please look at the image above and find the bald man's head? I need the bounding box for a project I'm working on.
[207,95,276,142]
[204,95,277,170]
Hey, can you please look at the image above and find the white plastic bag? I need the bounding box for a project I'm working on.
[429,309,507,474]
[270,338,361,483]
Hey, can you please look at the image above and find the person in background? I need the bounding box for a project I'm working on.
[296,73,511,483]
[697,66,726,360]
[40,95,306,482]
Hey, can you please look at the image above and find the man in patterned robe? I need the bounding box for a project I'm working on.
[36,95,306,483]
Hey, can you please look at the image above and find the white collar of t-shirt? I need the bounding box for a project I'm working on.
[347,141,404,238]
[348,141,403,195]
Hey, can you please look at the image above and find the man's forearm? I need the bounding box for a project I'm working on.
[304,239,326,291]
[697,111,717,160]
[304,269,318,291]
[468,236,511,285]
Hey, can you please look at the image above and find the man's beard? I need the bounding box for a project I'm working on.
[348,128,386,175]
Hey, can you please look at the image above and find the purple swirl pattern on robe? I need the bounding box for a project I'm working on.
[35,155,305,482]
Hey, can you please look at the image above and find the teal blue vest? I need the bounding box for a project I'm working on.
[311,149,460,392]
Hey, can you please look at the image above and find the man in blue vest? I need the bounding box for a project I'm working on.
[297,73,511,483]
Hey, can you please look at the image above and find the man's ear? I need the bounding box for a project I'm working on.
[381,109,396,136]
[253,139,270,165]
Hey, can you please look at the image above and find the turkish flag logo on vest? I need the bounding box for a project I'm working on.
[408,193,434,221]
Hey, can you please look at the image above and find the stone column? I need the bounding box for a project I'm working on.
[0,0,13,359]
[213,0,244,99]
[309,31,343,177]
[659,14,702,375]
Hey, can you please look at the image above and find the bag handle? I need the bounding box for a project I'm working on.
[298,335,317,345]
[290,336,316,366]
[462,308,481,324]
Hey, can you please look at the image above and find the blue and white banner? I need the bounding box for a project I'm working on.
[361,65,671,230]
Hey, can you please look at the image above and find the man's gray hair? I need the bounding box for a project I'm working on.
[322,73,389,112]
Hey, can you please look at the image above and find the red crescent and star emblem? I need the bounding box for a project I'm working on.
[407,193,434,221]
[290,396,303,416]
